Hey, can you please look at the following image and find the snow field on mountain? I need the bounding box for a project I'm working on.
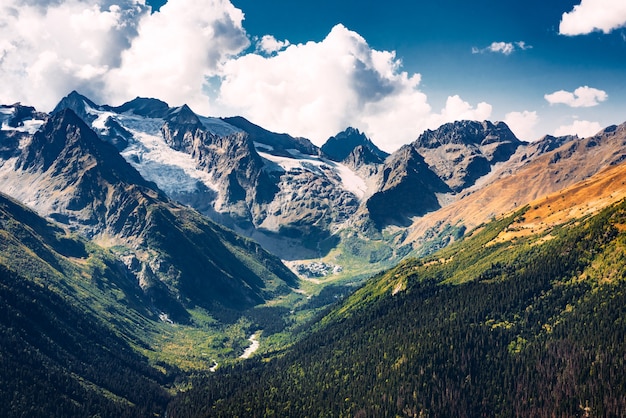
[0,107,44,134]
[258,149,367,199]
[88,106,219,196]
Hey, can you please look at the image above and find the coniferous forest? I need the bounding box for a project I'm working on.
[3,193,626,417]
[166,200,626,417]
[0,264,173,417]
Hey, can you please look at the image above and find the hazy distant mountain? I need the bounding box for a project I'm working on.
[223,116,320,157]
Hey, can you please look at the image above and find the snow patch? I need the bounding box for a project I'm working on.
[120,121,218,195]
[89,108,117,131]
[84,106,219,196]
[258,150,367,199]
[334,163,367,199]
[0,107,44,134]
[0,119,44,134]
[159,313,174,324]
[253,141,274,152]
[198,116,242,137]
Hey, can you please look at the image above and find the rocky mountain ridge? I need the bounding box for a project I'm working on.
[4,91,624,277]
[412,120,523,192]
[321,127,389,163]
[0,106,299,321]
[404,123,626,253]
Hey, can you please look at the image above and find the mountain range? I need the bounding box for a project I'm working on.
[1,91,626,416]
[3,91,626,317]
[37,91,625,270]
[0,104,299,324]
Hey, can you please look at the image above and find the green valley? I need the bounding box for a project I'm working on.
[167,197,626,417]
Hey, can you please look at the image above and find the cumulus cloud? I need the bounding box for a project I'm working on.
[105,0,249,113]
[257,35,290,54]
[0,2,493,151]
[217,24,492,151]
[0,0,146,110]
[472,41,532,55]
[0,0,249,113]
[544,86,608,108]
[560,0,626,35]
[504,110,539,141]
[554,120,602,138]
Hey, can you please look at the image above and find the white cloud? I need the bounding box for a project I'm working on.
[216,24,492,151]
[504,110,539,141]
[257,35,290,54]
[554,120,602,138]
[489,42,515,55]
[472,41,532,55]
[437,95,492,122]
[544,86,608,108]
[0,2,494,152]
[560,0,626,35]
[105,0,249,113]
[0,0,249,113]
[0,0,145,110]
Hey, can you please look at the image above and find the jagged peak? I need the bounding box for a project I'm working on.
[164,104,201,125]
[112,96,170,118]
[344,144,386,167]
[322,126,389,162]
[17,108,96,172]
[18,108,154,189]
[52,90,100,118]
[415,119,520,149]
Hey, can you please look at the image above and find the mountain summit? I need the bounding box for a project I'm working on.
[321,127,389,163]
[0,107,299,320]
[413,120,522,191]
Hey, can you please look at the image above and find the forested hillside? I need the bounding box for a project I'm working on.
[0,263,172,417]
[168,199,626,417]
[0,193,174,417]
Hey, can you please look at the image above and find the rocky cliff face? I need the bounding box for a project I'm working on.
[322,127,389,163]
[0,108,299,320]
[41,91,618,272]
[49,92,372,258]
[366,145,450,228]
[403,122,626,255]
[360,120,522,229]
[14,108,159,238]
[413,120,522,192]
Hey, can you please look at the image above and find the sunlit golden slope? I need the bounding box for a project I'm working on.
[492,161,626,242]
[406,122,626,247]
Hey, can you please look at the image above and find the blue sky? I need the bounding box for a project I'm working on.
[1,0,625,150]
[228,0,626,145]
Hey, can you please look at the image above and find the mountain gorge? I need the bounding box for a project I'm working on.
[43,91,590,271]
